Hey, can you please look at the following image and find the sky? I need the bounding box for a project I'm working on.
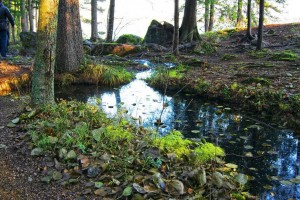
[80,0,300,40]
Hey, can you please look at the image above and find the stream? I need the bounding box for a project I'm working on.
[56,60,300,199]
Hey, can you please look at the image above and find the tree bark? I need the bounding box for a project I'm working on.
[27,0,34,32]
[91,0,98,41]
[246,0,254,40]
[204,0,209,32]
[236,0,243,28]
[208,0,215,31]
[31,0,58,106]
[172,0,179,56]
[179,0,201,43]
[56,0,84,73]
[106,0,115,42]
[21,0,29,32]
[257,0,264,50]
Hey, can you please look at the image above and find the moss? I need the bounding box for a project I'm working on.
[192,142,225,164]
[241,77,270,86]
[249,49,270,58]
[152,130,192,158]
[222,54,237,61]
[270,50,298,61]
[116,34,143,45]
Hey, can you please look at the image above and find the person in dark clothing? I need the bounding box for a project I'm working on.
[0,0,14,58]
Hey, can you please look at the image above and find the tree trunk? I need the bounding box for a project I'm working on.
[56,0,84,73]
[179,0,201,43]
[246,0,254,40]
[31,0,58,106]
[91,0,98,41]
[28,0,34,32]
[204,0,209,32]
[257,0,264,50]
[106,0,115,42]
[236,0,243,28]
[21,0,28,32]
[208,0,214,31]
[172,0,179,56]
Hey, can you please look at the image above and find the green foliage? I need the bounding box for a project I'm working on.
[193,142,225,164]
[194,78,210,93]
[151,130,192,158]
[102,67,134,87]
[82,64,105,84]
[116,34,143,45]
[270,50,298,61]
[82,64,134,86]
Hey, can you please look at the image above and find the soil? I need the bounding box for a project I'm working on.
[0,23,299,199]
[0,96,78,199]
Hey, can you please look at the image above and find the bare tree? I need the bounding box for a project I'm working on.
[173,0,179,55]
[106,0,115,42]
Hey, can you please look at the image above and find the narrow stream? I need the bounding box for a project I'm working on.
[56,60,300,199]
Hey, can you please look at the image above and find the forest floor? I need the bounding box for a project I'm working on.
[0,23,299,199]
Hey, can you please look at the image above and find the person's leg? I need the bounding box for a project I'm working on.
[0,30,8,57]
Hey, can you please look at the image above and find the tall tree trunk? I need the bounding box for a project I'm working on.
[21,0,28,32]
[204,0,209,32]
[246,0,254,40]
[56,0,84,73]
[106,0,115,42]
[31,0,58,106]
[179,0,201,43]
[236,0,243,28]
[208,0,215,31]
[91,0,98,41]
[28,0,34,32]
[172,0,179,56]
[257,0,264,50]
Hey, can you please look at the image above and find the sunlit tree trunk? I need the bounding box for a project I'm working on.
[257,0,264,50]
[91,0,98,41]
[31,0,58,106]
[106,0,115,42]
[236,0,243,28]
[21,0,28,32]
[179,0,201,43]
[56,0,84,72]
[204,0,209,32]
[208,0,214,31]
[172,0,179,56]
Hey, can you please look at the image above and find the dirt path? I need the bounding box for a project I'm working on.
[0,96,75,200]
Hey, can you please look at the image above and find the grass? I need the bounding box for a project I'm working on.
[270,50,298,61]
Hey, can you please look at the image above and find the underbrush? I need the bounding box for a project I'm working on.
[57,64,134,87]
[17,100,250,199]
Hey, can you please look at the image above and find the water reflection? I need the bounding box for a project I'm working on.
[56,70,300,200]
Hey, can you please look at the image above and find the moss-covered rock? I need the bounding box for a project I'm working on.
[116,34,143,45]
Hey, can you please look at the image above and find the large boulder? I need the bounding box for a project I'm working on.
[19,32,37,55]
[143,20,174,46]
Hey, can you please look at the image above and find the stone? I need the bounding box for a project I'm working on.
[31,148,43,156]
[143,20,174,46]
